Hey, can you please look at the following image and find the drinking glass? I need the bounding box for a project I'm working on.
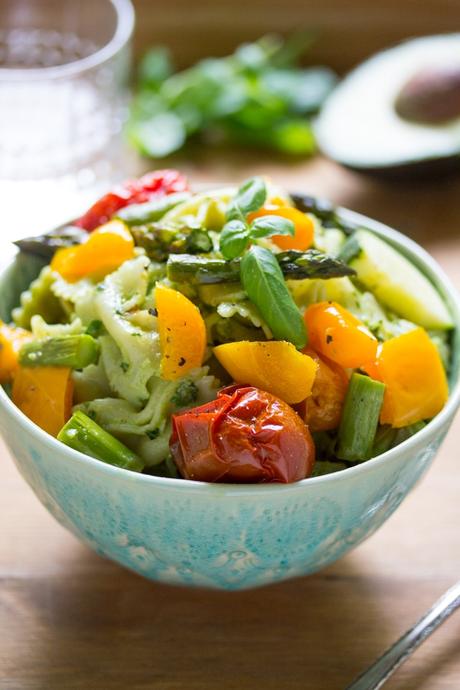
[0,0,135,238]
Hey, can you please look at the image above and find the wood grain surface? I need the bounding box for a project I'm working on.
[1,153,460,690]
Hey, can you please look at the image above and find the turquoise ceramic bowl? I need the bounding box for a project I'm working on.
[0,208,459,590]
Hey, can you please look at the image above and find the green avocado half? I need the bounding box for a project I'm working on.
[315,34,460,176]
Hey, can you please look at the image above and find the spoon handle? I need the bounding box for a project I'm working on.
[346,580,460,690]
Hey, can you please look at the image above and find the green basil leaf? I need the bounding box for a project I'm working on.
[227,176,267,221]
[220,220,250,259]
[250,215,295,239]
[240,246,307,348]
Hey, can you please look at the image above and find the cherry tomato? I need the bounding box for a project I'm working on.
[76,169,189,231]
[248,205,314,251]
[297,348,349,432]
[170,385,315,483]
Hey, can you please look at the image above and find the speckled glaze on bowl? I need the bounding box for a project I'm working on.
[0,208,459,590]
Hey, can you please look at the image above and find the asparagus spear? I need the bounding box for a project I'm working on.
[167,250,354,285]
[371,425,396,457]
[337,373,385,462]
[277,249,356,279]
[373,421,426,456]
[167,255,241,284]
[19,335,99,369]
[14,225,87,259]
[291,192,358,233]
[395,421,426,443]
[115,192,191,225]
[58,411,144,472]
[131,225,212,262]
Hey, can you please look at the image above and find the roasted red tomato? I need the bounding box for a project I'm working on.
[76,169,189,231]
[170,385,315,483]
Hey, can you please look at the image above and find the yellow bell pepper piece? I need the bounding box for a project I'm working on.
[368,327,448,428]
[155,284,207,380]
[51,220,134,282]
[0,321,32,383]
[214,340,318,404]
[12,365,74,437]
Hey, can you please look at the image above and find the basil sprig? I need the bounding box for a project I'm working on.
[222,177,305,346]
[220,176,295,259]
[227,176,267,221]
[240,246,307,348]
[220,214,295,259]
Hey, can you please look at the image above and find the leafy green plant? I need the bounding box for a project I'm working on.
[128,34,337,158]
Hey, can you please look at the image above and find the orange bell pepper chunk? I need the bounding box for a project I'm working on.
[50,246,81,281]
[304,301,378,369]
[299,348,349,431]
[0,321,32,383]
[155,284,207,380]
[12,366,74,436]
[213,340,318,404]
[51,220,134,282]
[366,328,448,428]
[361,358,380,381]
[248,206,314,251]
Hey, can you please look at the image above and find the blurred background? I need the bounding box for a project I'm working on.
[130,0,458,70]
[2,0,460,247]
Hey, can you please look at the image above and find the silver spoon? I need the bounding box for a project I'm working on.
[346,580,460,690]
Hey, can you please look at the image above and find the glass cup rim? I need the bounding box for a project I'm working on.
[0,0,135,81]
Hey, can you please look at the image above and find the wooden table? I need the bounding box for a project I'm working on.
[1,155,460,690]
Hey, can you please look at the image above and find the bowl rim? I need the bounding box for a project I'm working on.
[1,201,460,496]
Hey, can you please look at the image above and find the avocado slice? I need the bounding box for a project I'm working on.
[315,34,460,175]
[350,230,453,329]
